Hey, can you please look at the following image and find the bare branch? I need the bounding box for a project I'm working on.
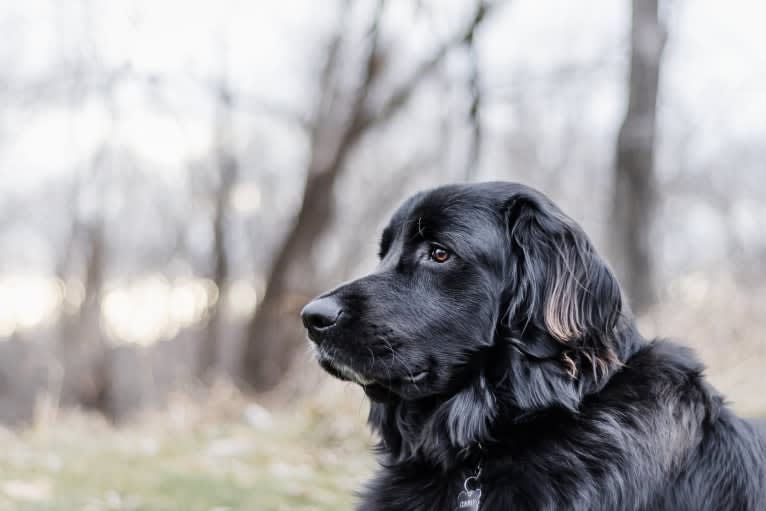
[312,0,387,176]
[464,0,487,180]
[364,0,494,131]
[308,0,353,151]
[347,0,387,130]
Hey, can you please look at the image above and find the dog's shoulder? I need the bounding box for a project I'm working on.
[607,338,722,418]
[623,338,706,377]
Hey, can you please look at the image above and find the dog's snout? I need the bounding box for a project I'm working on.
[301,296,344,338]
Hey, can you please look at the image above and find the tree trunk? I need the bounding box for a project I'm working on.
[609,0,666,315]
[59,223,113,417]
[197,139,237,382]
[197,161,235,382]
[240,163,347,390]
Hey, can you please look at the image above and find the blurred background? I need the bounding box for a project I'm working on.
[0,0,764,509]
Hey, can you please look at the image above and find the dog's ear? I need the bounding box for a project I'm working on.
[501,193,623,410]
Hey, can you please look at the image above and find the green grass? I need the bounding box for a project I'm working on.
[0,391,375,511]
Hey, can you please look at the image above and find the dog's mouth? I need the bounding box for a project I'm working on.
[319,357,376,385]
[360,372,429,402]
[312,344,429,396]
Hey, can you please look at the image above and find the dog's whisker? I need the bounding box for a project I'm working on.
[381,338,423,392]
[366,346,375,372]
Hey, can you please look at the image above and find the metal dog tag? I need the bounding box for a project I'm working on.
[456,489,481,510]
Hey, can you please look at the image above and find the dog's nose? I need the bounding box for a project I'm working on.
[301,296,344,336]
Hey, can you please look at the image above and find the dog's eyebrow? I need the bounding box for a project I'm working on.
[405,215,458,247]
[415,216,425,240]
[402,216,432,244]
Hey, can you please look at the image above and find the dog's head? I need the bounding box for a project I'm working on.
[302,182,626,447]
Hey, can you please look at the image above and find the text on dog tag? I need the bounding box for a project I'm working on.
[456,489,481,510]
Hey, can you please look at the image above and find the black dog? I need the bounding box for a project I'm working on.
[301,182,766,510]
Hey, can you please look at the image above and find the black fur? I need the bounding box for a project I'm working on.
[302,182,766,510]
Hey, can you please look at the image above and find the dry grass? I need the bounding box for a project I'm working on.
[0,381,374,511]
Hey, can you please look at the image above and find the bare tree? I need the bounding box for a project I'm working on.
[241,1,495,390]
[197,81,238,382]
[608,0,666,315]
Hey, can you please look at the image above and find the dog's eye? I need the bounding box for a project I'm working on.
[429,246,450,263]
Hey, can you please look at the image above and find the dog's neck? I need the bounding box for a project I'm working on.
[368,393,483,470]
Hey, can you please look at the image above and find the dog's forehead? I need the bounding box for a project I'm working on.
[382,186,505,258]
[389,187,498,232]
